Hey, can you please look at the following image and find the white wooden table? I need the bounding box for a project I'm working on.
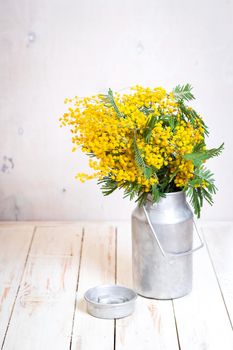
[0,221,232,350]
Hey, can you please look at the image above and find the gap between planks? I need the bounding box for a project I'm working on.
[115,222,180,350]
[1,222,232,350]
[69,228,85,350]
[202,228,233,330]
[113,226,118,350]
[70,223,116,350]
[1,224,84,350]
[1,226,36,350]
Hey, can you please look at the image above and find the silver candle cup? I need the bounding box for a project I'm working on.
[84,284,137,319]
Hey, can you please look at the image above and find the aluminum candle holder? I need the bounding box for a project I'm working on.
[84,284,137,319]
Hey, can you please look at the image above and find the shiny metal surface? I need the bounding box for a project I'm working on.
[84,284,137,319]
[142,205,204,257]
[132,191,203,299]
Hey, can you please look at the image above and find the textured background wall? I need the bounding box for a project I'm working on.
[0,0,233,221]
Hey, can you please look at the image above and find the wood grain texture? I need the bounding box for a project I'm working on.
[203,222,233,327]
[71,223,116,350]
[115,222,180,350]
[0,225,34,347]
[0,221,233,350]
[2,225,83,350]
[173,225,233,350]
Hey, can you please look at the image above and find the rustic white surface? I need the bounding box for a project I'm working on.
[116,223,180,350]
[173,230,233,350]
[1,225,83,350]
[0,221,233,350]
[0,225,34,345]
[203,222,233,327]
[71,224,116,350]
[0,0,233,221]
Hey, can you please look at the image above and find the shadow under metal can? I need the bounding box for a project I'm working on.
[131,191,204,299]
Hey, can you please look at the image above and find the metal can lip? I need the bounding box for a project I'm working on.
[84,284,137,318]
[147,190,184,201]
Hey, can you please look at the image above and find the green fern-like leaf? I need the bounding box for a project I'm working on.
[99,88,123,118]
[135,191,148,206]
[140,106,154,116]
[151,184,166,202]
[143,115,158,143]
[185,165,218,217]
[178,101,209,136]
[172,84,195,102]
[133,133,146,171]
[195,166,215,182]
[122,182,140,200]
[98,176,118,196]
[183,143,224,167]
[160,113,177,131]
[204,143,224,158]
[186,187,202,218]
[195,166,217,194]
[133,131,156,180]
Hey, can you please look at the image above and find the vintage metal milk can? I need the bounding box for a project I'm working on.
[131,191,204,299]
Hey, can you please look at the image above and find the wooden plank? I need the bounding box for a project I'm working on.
[0,225,35,347]
[2,225,83,350]
[0,221,124,227]
[71,223,116,350]
[173,226,233,350]
[115,222,180,350]
[203,222,233,327]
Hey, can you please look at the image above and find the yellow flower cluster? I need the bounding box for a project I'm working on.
[60,85,205,192]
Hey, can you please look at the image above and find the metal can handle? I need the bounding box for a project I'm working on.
[143,205,204,258]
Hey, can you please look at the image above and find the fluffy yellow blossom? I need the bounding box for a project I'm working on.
[60,85,206,195]
[60,84,224,218]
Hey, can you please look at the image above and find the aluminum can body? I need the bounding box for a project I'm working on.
[131,191,193,299]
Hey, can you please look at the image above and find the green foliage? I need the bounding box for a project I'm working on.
[135,192,149,206]
[143,115,158,143]
[151,184,166,202]
[178,100,209,136]
[167,116,176,131]
[99,177,149,207]
[86,152,96,158]
[183,143,224,167]
[192,142,206,153]
[122,182,141,200]
[186,187,203,218]
[99,88,123,118]
[98,176,118,196]
[160,113,177,131]
[95,85,224,216]
[173,84,195,102]
[143,113,177,144]
[133,131,155,180]
[140,106,154,116]
[185,166,217,218]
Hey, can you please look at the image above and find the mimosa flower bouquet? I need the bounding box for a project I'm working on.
[60,84,223,218]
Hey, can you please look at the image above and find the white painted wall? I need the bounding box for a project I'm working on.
[0,0,232,221]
